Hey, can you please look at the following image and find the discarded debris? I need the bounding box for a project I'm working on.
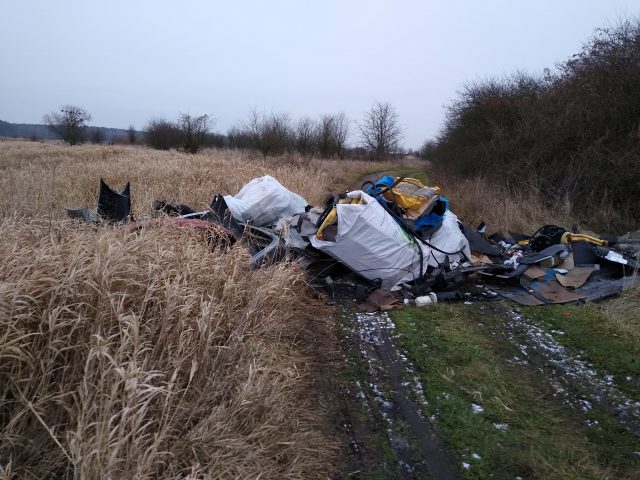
[66,177,639,309]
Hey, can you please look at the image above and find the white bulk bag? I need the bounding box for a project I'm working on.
[310,191,470,288]
[417,209,472,271]
[224,175,308,227]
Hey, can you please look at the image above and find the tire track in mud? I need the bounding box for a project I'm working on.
[341,310,458,479]
[498,305,640,437]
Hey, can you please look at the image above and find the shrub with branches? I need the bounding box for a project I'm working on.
[315,113,350,159]
[242,111,293,157]
[179,113,213,154]
[144,119,182,150]
[295,117,317,157]
[127,125,137,145]
[43,105,91,145]
[427,18,640,231]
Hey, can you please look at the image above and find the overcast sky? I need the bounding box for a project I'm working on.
[1,0,639,148]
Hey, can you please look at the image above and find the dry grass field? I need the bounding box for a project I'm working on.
[0,140,393,218]
[0,140,393,479]
[2,140,637,479]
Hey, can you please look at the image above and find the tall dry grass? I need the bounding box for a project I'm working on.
[0,140,393,218]
[432,169,574,235]
[0,140,393,478]
[0,220,331,478]
[602,272,640,341]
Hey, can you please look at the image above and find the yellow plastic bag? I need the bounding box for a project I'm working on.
[381,178,440,211]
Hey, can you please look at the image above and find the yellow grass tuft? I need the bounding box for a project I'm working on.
[432,171,573,235]
[601,272,640,341]
[0,219,331,478]
[0,140,393,478]
[0,140,394,218]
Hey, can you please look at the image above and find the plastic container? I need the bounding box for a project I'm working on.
[415,292,438,307]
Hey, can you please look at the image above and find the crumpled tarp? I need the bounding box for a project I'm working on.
[224,175,307,227]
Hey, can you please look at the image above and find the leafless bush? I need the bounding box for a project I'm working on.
[242,110,293,157]
[178,113,213,154]
[127,125,137,145]
[428,18,640,231]
[227,126,252,149]
[144,118,182,150]
[316,115,336,158]
[43,105,92,145]
[296,117,317,157]
[332,112,351,159]
[315,113,350,159]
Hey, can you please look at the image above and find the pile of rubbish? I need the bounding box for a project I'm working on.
[67,176,639,311]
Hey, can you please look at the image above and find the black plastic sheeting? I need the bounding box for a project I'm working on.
[97,179,131,223]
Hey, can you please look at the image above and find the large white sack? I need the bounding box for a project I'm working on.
[397,209,472,284]
[224,175,308,227]
[310,191,470,288]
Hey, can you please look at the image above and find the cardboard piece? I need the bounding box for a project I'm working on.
[529,279,586,304]
[555,267,596,289]
[523,266,546,280]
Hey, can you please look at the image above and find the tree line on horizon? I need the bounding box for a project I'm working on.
[40,101,407,160]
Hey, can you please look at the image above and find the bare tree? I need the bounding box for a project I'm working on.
[179,113,213,154]
[243,110,263,151]
[127,125,137,144]
[315,113,350,158]
[333,112,350,159]
[316,114,336,158]
[358,102,403,158]
[43,105,91,145]
[295,117,316,157]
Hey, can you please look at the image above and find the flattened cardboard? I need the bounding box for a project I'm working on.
[555,267,595,289]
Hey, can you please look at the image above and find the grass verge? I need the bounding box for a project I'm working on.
[521,304,640,399]
[390,304,640,480]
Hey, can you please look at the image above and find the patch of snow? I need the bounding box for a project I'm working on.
[493,423,509,431]
[462,461,471,470]
[503,309,640,434]
[471,403,484,414]
[578,399,593,412]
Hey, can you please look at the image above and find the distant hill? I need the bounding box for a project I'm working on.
[0,120,141,142]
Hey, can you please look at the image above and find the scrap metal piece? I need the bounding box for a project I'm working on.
[494,286,545,306]
[242,226,283,268]
[97,179,131,223]
[206,194,244,240]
